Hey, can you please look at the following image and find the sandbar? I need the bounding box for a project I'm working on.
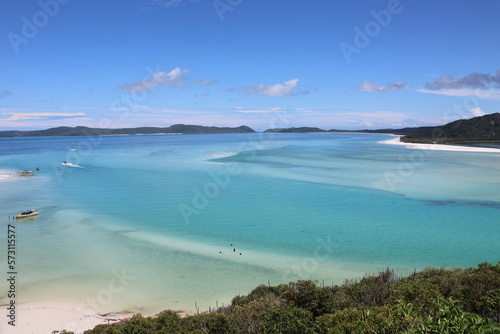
[380,136,500,153]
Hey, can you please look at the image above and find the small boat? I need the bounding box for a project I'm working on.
[18,170,35,176]
[61,161,69,166]
[16,209,40,219]
[70,148,77,151]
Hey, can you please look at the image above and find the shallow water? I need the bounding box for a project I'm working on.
[0,133,498,314]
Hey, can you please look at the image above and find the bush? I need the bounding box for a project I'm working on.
[258,306,313,334]
[72,262,500,334]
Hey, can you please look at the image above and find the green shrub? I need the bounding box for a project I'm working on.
[258,306,313,334]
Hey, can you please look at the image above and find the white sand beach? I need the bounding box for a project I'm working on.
[1,302,137,334]
[380,136,500,153]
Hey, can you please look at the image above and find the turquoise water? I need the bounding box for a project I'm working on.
[0,133,499,314]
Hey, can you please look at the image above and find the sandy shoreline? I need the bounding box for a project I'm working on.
[380,136,500,153]
[1,301,185,334]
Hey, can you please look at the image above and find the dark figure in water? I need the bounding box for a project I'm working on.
[233,248,235,252]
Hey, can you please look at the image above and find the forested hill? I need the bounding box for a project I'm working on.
[400,112,500,143]
[264,113,500,144]
[3,113,499,142]
[0,124,255,138]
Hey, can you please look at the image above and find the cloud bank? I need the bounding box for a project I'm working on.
[425,69,500,90]
[1,112,86,121]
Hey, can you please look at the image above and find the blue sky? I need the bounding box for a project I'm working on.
[1,0,499,131]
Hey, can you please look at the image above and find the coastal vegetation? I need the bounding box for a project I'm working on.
[63,262,499,334]
[399,113,500,144]
[3,114,500,147]
[263,113,500,146]
[0,124,255,137]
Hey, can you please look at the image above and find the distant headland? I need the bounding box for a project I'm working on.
[1,113,500,145]
[0,124,255,137]
[265,113,500,145]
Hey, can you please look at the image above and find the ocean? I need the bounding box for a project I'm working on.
[0,132,499,314]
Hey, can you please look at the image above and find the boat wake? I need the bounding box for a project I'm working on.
[61,162,84,168]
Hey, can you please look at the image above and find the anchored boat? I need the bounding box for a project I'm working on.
[16,209,40,219]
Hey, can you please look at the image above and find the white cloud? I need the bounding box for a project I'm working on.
[244,79,307,97]
[425,69,500,90]
[1,112,87,121]
[235,109,277,113]
[118,67,188,93]
[468,107,486,117]
[420,69,500,100]
[295,108,314,113]
[416,88,500,99]
[151,0,182,7]
[234,107,286,114]
[356,80,406,92]
[360,120,374,127]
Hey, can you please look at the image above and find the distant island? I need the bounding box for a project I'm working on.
[398,112,500,144]
[2,114,500,145]
[265,113,500,145]
[0,124,255,137]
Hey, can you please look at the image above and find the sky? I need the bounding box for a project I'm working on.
[1,0,500,131]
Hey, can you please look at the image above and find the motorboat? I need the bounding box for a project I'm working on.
[16,209,40,219]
